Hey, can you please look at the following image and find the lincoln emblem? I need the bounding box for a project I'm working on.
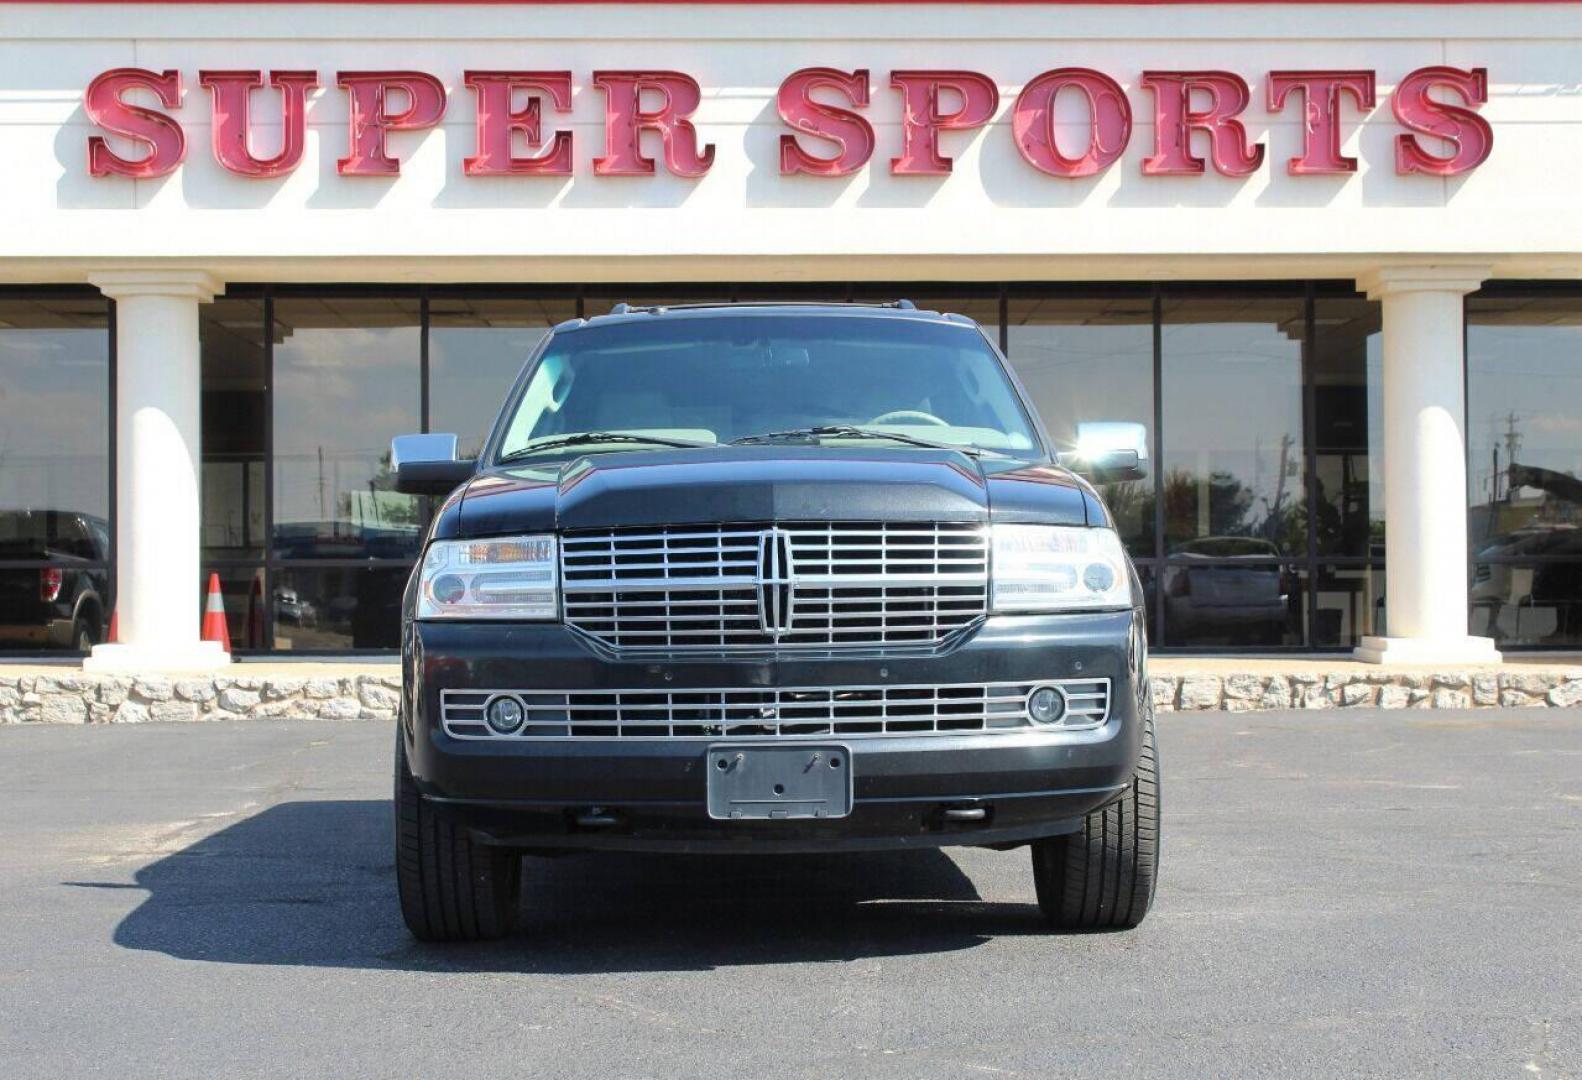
[756,528,796,638]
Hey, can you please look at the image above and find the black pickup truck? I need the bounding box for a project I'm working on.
[391,301,1158,940]
[0,509,110,653]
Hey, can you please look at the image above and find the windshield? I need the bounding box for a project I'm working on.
[494,314,1041,461]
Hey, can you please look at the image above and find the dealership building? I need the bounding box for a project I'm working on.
[1,0,1580,671]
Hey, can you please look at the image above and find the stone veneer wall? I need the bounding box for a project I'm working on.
[1151,670,1582,711]
[3,667,1582,724]
[0,673,401,725]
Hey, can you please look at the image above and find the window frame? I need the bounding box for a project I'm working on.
[1462,281,1582,652]
[0,287,116,658]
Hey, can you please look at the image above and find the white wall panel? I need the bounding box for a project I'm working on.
[0,3,1576,280]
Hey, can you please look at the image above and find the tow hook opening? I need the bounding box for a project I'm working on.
[936,803,994,829]
[569,806,626,832]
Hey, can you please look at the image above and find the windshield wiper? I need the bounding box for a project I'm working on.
[730,425,989,456]
[499,431,714,461]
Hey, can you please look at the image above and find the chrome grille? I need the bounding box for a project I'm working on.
[560,522,989,652]
[441,678,1111,739]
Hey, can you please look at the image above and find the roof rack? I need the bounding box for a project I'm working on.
[603,299,922,316]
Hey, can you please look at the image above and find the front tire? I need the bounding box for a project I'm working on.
[1031,708,1159,931]
[395,730,522,941]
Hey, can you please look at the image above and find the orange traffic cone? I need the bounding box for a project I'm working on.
[201,573,231,653]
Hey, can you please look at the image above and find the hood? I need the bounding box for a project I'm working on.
[446,446,1093,538]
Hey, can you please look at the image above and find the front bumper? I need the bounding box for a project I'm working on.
[404,609,1147,853]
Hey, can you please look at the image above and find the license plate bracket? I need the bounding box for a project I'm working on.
[706,744,852,821]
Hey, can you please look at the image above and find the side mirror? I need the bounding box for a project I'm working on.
[391,433,476,496]
[1058,421,1150,483]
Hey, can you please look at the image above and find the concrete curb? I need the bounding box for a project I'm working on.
[4,666,1582,723]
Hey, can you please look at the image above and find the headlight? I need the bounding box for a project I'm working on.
[991,524,1130,612]
[416,535,558,620]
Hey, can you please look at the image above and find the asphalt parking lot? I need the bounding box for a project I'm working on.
[1,712,1579,1079]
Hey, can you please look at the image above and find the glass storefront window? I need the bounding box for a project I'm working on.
[1468,291,1582,647]
[1006,290,1155,555]
[1471,561,1582,646]
[1311,298,1383,557]
[429,295,577,458]
[1313,564,1384,647]
[272,297,422,560]
[1135,562,1156,645]
[271,565,410,651]
[178,281,1417,653]
[0,294,110,526]
[201,298,267,561]
[0,293,112,653]
[1161,293,1306,557]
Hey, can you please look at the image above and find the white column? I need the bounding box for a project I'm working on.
[1354,265,1501,665]
[83,269,228,673]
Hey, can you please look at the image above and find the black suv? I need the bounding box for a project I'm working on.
[391,302,1158,940]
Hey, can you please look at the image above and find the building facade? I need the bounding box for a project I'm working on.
[1,1,1579,669]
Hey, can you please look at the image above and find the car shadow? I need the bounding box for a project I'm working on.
[102,800,1047,973]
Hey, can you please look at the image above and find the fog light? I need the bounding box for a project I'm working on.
[485,695,525,734]
[1083,562,1116,593]
[1028,686,1066,725]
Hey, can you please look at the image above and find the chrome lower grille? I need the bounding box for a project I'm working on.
[440,678,1111,739]
[560,522,989,652]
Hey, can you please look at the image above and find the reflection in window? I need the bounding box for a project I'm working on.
[1135,563,1156,645]
[1314,564,1383,647]
[201,298,267,560]
[1161,560,1305,647]
[0,294,111,654]
[1471,562,1582,646]
[429,295,576,458]
[0,294,110,524]
[1006,291,1154,555]
[1312,298,1382,557]
[0,510,111,652]
[203,565,267,650]
[1468,292,1582,646]
[272,297,421,559]
[1161,295,1306,556]
[272,566,409,650]
[1468,295,1582,549]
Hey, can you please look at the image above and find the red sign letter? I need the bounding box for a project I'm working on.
[592,71,714,178]
[336,71,447,176]
[1012,68,1131,178]
[199,70,317,178]
[463,71,573,176]
[889,70,998,175]
[778,67,873,177]
[1266,70,1375,175]
[85,68,185,178]
[1393,66,1492,176]
[1141,71,1263,177]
